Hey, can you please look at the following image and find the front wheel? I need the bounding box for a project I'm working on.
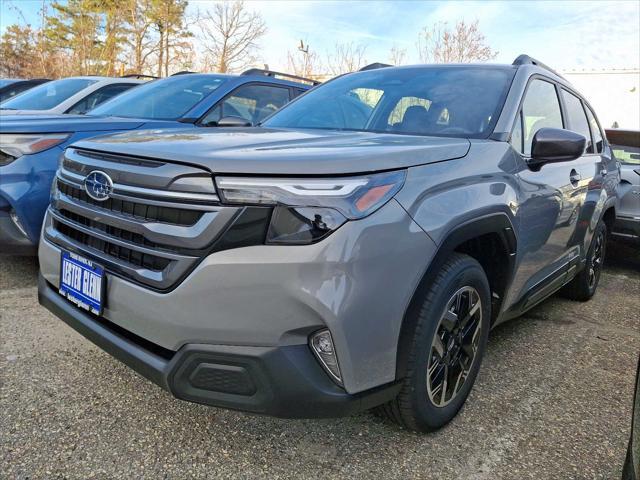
[561,221,607,301]
[377,253,491,432]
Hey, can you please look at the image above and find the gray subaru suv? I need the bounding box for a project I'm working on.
[38,55,619,432]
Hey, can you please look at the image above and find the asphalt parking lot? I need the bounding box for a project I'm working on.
[1,239,638,479]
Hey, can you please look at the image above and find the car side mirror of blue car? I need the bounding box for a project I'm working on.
[217,116,253,127]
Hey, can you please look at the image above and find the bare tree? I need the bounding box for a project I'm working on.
[389,44,407,65]
[325,42,367,75]
[287,40,321,78]
[122,0,159,75]
[197,0,266,73]
[417,20,497,63]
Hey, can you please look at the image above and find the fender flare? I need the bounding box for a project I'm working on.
[395,211,517,380]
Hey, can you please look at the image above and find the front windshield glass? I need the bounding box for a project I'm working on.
[0,80,16,88]
[89,75,228,120]
[264,66,515,138]
[0,78,96,110]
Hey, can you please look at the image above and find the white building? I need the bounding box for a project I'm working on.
[562,69,640,130]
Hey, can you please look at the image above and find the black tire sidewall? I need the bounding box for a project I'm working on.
[407,256,491,430]
[586,222,607,296]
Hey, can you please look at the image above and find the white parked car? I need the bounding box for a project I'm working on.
[0,76,146,115]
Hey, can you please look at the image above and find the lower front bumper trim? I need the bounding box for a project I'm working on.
[38,274,401,418]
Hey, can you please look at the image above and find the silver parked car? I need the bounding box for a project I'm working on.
[0,76,145,115]
[38,56,618,431]
[607,129,640,239]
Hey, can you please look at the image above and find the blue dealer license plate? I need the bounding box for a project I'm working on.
[59,250,105,315]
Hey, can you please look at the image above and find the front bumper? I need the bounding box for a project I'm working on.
[38,274,401,417]
[39,199,436,394]
[0,210,37,255]
[0,147,63,253]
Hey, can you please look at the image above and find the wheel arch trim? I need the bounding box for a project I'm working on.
[394,211,517,380]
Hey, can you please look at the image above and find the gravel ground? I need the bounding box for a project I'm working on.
[1,238,638,479]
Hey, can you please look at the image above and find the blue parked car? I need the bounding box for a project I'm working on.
[0,70,317,254]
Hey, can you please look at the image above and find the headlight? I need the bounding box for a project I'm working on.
[216,170,406,244]
[0,133,70,165]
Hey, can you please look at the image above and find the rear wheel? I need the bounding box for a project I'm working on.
[377,253,491,432]
[562,221,607,301]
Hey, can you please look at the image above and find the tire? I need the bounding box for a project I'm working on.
[561,221,607,302]
[376,253,491,432]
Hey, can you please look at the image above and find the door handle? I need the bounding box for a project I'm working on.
[569,170,581,185]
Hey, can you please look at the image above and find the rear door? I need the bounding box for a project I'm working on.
[557,88,606,258]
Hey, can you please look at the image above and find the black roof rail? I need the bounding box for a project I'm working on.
[512,55,564,79]
[241,68,321,86]
[359,63,392,72]
[121,74,159,80]
[171,70,196,76]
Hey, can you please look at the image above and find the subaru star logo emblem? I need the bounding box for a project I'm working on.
[84,170,113,202]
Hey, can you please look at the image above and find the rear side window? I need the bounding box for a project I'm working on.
[585,107,604,153]
[202,84,291,126]
[521,79,563,156]
[561,89,593,153]
[67,84,136,115]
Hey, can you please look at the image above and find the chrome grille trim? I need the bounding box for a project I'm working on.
[46,149,241,290]
[58,168,220,204]
[53,189,239,250]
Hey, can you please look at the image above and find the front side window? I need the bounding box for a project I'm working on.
[201,84,291,126]
[521,79,563,156]
[0,78,97,110]
[585,107,604,153]
[89,75,227,120]
[561,89,593,153]
[67,84,137,115]
[264,66,515,139]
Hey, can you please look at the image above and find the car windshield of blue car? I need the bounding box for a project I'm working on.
[264,66,515,139]
[0,78,97,110]
[89,75,228,120]
[0,79,17,88]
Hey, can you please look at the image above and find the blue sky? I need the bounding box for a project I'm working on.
[2,0,639,71]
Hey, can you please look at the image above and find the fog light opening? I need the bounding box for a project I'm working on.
[9,210,28,237]
[310,329,343,386]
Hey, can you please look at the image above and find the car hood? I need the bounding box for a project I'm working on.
[72,127,471,175]
[0,114,148,133]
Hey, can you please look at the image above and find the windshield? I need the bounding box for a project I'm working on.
[0,80,17,88]
[89,75,228,120]
[265,66,515,138]
[0,78,96,110]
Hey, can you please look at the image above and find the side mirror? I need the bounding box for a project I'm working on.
[529,128,586,169]
[217,116,252,127]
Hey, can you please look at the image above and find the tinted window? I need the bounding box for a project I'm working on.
[0,82,36,103]
[201,84,290,126]
[0,78,97,110]
[561,89,592,153]
[89,75,227,120]
[67,84,137,115]
[585,106,604,153]
[264,66,515,138]
[521,80,563,155]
